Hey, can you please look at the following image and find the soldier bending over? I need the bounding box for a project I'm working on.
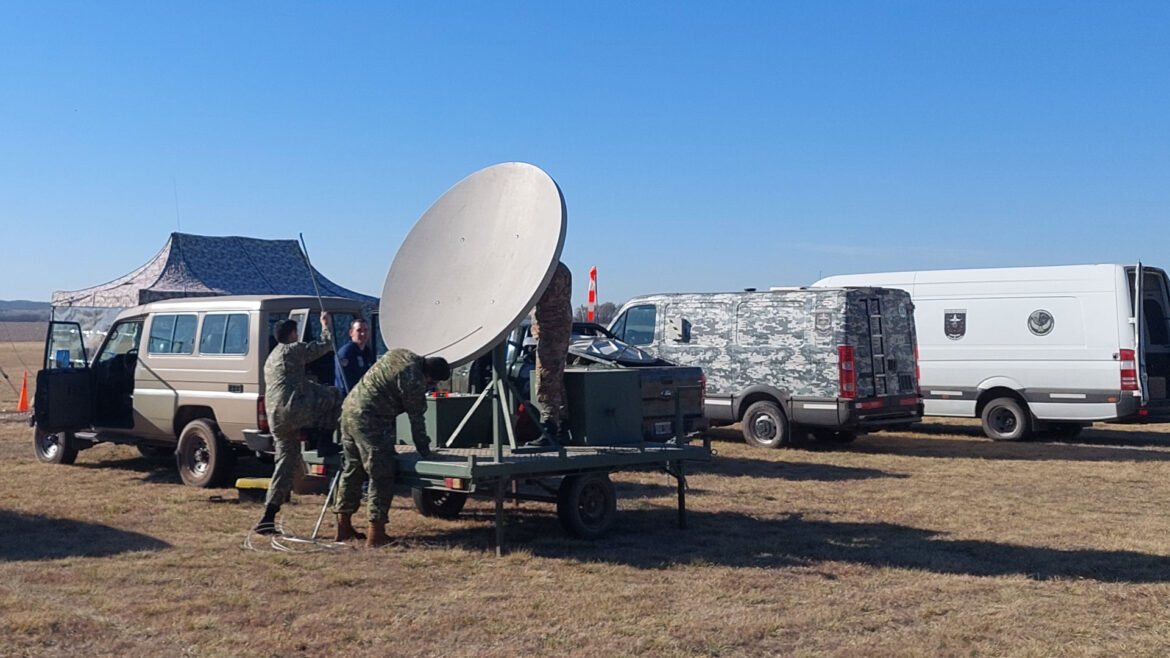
[334,349,451,547]
[254,312,344,534]
[527,261,572,447]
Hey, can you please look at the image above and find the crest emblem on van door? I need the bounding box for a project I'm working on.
[814,311,832,335]
[1027,309,1054,336]
[944,309,966,340]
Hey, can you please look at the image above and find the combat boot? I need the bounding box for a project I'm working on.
[366,521,391,548]
[253,503,281,535]
[334,513,366,542]
[523,420,560,449]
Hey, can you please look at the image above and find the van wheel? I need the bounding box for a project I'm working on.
[557,473,617,539]
[33,428,78,465]
[981,398,1032,441]
[176,419,235,487]
[412,488,468,519]
[741,401,790,449]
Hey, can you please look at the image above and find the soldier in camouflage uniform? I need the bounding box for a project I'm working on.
[333,349,451,547]
[527,261,572,447]
[253,312,344,535]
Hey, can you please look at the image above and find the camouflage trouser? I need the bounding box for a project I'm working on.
[265,428,301,507]
[334,415,397,523]
[265,388,344,508]
[534,320,571,424]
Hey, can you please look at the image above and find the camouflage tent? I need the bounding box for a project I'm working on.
[52,232,378,350]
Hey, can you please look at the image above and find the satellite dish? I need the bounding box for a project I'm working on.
[379,162,567,367]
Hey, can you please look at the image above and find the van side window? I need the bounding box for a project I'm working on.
[148,314,198,354]
[609,312,627,341]
[624,305,657,345]
[200,313,250,355]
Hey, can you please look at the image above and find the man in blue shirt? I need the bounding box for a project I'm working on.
[334,318,375,393]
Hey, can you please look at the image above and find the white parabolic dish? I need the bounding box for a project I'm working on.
[379,162,567,367]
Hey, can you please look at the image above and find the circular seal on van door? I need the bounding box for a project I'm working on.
[1028,309,1054,336]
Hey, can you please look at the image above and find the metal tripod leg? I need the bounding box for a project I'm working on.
[312,470,341,540]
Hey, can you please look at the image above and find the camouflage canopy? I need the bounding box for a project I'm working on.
[51,232,378,348]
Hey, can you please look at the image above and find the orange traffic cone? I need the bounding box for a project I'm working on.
[16,371,29,412]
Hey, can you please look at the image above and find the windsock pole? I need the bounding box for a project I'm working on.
[587,266,597,322]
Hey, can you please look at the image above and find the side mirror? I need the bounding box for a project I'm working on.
[668,317,691,343]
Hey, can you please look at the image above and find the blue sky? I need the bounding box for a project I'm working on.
[1,2,1167,306]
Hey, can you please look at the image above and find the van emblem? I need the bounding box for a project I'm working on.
[944,310,966,340]
[1028,309,1054,336]
[814,312,832,334]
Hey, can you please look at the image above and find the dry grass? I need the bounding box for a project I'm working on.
[0,339,40,412]
[4,329,1170,656]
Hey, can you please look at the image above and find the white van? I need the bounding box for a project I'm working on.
[814,264,1170,439]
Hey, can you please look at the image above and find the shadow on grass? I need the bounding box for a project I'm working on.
[71,453,274,484]
[0,510,170,561]
[422,508,1170,583]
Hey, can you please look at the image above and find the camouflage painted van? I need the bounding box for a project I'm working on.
[608,288,923,447]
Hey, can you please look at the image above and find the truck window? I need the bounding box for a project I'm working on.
[623,305,657,345]
[96,321,143,363]
[148,314,197,354]
[200,313,250,355]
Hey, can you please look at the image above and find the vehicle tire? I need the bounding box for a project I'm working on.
[741,400,790,449]
[812,429,858,444]
[981,397,1032,441]
[137,444,173,461]
[33,427,78,465]
[557,472,617,539]
[412,487,468,519]
[176,419,234,487]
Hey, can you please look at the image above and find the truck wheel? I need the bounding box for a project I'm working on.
[981,398,1032,441]
[412,488,468,519]
[176,419,234,487]
[557,473,617,539]
[33,427,78,465]
[813,429,857,444]
[741,400,790,449]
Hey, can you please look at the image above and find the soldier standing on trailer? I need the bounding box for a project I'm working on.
[252,312,344,535]
[526,261,573,447]
[333,349,451,547]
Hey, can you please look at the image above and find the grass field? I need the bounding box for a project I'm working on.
[4,337,1170,656]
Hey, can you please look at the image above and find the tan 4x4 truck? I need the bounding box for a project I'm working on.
[33,295,369,487]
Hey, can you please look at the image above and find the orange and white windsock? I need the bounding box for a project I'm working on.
[587,266,597,322]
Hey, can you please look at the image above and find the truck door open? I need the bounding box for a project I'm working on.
[34,321,94,432]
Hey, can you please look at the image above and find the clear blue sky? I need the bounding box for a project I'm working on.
[2,2,1167,306]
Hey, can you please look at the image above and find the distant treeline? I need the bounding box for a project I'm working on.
[0,300,49,322]
[0,309,50,322]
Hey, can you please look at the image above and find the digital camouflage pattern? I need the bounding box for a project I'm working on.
[614,288,918,400]
[532,262,572,424]
[263,321,343,507]
[334,349,429,523]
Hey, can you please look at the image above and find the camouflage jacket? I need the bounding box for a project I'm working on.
[341,348,429,446]
[264,321,335,434]
[533,261,572,336]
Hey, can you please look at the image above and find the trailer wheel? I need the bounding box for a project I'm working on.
[981,397,1032,441]
[33,427,78,465]
[557,473,617,539]
[412,488,468,519]
[176,419,234,487]
[741,400,790,449]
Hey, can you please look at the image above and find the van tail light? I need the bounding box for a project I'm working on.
[838,345,856,399]
[1120,349,1139,391]
[257,395,270,433]
[914,343,921,394]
